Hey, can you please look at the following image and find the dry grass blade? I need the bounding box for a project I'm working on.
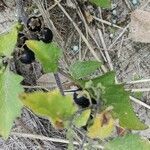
[130,96,150,110]
[11,132,104,149]
[56,1,107,73]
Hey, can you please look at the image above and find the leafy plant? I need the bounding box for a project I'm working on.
[0,17,149,150]
[76,72,147,130]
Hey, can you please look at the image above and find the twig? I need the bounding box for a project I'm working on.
[11,132,104,149]
[93,16,123,29]
[130,96,150,110]
[127,88,150,92]
[97,29,114,71]
[126,78,150,84]
[108,24,129,50]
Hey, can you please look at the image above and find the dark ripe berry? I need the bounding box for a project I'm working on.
[27,16,42,32]
[19,48,35,64]
[73,92,97,108]
[17,33,28,48]
[39,27,53,43]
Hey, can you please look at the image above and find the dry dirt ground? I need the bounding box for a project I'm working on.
[0,0,150,149]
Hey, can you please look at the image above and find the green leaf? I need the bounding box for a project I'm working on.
[20,90,78,128]
[0,23,21,57]
[78,71,115,87]
[69,61,101,79]
[105,134,150,150]
[74,109,91,128]
[25,40,62,73]
[0,68,23,139]
[89,0,111,9]
[77,72,147,130]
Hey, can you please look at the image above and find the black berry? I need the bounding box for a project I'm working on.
[19,48,35,64]
[73,92,97,108]
[39,27,53,43]
[27,16,42,32]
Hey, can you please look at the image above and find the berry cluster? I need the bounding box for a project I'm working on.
[18,16,53,64]
[73,92,97,108]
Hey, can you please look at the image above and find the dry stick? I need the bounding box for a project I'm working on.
[97,29,114,71]
[11,132,104,149]
[97,21,150,108]
[56,1,107,73]
[130,96,150,110]
[92,16,123,30]
[108,24,129,50]
[126,78,150,84]
[124,0,132,10]
[33,0,65,96]
[127,88,150,92]
[37,0,62,17]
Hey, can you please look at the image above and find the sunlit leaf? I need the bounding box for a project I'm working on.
[20,90,78,128]
[69,60,101,79]
[90,0,111,9]
[105,134,150,150]
[77,72,147,130]
[87,110,115,139]
[74,109,91,128]
[0,67,23,139]
[0,23,21,57]
[25,40,62,73]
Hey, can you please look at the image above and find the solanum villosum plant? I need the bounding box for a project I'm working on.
[0,1,149,149]
[0,22,149,149]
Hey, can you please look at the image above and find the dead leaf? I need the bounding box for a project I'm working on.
[87,109,115,139]
[130,9,150,43]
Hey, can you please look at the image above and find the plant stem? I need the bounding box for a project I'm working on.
[53,73,65,96]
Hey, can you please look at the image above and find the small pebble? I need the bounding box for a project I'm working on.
[109,33,114,39]
[72,45,79,52]
[112,10,117,16]
[132,0,139,5]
